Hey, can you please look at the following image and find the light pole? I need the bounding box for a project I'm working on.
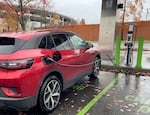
[121,0,127,40]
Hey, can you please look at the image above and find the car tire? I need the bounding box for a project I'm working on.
[38,76,62,112]
[89,56,101,78]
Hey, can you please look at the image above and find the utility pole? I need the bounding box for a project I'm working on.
[146,8,149,20]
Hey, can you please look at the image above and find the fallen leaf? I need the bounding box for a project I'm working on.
[106,94,111,97]
[114,100,124,103]
[120,109,124,112]
[71,105,74,108]
[124,105,129,109]
[127,109,132,112]
[95,89,101,92]
[133,103,138,106]
[65,98,69,101]
[128,104,135,107]
[77,107,82,112]
[106,104,112,109]
[71,100,74,103]
[81,100,85,102]
[74,93,78,96]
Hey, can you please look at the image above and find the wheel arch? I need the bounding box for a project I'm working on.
[48,71,64,90]
[35,69,64,105]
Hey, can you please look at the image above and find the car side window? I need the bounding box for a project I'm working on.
[52,34,72,50]
[69,34,85,49]
[47,35,55,49]
[39,36,55,49]
[39,37,46,49]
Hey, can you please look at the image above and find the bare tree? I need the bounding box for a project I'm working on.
[80,18,86,25]
[38,0,53,28]
[0,0,53,30]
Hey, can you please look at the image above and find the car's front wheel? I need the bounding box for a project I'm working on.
[38,76,62,112]
[89,56,101,78]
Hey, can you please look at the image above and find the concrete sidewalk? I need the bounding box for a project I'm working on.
[93,42,150,74]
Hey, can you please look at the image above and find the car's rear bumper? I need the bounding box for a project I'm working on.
[0,96,36,111]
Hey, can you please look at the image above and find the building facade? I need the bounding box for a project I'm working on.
[0,2,77,31]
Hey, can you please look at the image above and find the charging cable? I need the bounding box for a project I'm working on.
[46,57,101,67]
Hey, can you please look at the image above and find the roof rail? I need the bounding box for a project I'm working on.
[35,29,52,32]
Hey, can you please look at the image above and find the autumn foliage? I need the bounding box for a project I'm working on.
[0,0,53,30]
[119,0,143,22]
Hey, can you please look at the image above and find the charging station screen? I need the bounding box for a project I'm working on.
[102,0,117,17]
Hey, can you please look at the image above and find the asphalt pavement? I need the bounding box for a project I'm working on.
[1,72,149,115]
[88,73,150,115]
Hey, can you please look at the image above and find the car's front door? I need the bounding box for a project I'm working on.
[67,33,95,75]
[50,33,86,83]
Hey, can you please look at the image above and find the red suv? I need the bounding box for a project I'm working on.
[0,30,101,112]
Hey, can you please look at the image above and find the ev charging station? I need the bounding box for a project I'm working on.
[99,0,117,59]
[125,22,135,66]
[99,0,137,67]
[99,0,129,57]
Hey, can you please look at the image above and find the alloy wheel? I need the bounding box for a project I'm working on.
[93,57,100,77]
[43,79,61,111]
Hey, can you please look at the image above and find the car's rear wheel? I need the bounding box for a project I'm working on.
[89,56,101,78]
[38,76,62,112]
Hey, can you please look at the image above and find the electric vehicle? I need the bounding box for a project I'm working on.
[0,30,101,112]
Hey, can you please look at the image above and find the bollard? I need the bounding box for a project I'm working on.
[136,36,144,68]
[115,36,121,66]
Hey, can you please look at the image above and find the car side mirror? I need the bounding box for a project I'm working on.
[52,51,62,61]
[87,42,93,48]
[80,41,93,49]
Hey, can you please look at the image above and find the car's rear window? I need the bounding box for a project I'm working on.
[0,37,25,54]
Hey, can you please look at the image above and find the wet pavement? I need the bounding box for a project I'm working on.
[0,71,150,115]
[89,73,150,115]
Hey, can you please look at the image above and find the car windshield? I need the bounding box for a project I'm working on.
[0,37,25,54]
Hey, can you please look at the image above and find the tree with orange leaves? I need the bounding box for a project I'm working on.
[3,14,19,31]
[0,0,53,30]
[119,0,143,22]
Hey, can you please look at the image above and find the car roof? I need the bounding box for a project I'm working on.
[0,29,66,40]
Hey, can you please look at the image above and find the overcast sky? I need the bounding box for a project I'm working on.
[52,0,149,24]
[52,0,102,24]
[143,0,150,20]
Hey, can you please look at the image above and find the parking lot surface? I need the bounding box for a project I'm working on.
[1,71,150,115]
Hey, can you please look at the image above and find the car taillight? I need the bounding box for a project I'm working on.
[0,58,34,70]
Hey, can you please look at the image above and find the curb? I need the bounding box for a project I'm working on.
[101,64,150,76]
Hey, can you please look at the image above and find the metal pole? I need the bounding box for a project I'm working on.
[115,36,121,66]
[121,0,127,39]
[146,8,149,20]
[126,46,131,65]
[136,36,144,68]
